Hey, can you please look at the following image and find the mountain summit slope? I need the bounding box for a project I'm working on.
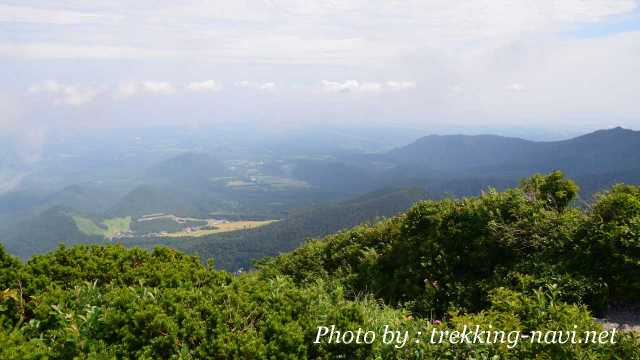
[383,127,640,176]
[375,128,640,194]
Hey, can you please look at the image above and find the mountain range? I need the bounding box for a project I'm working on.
[1,127,639,265]
[379,126,640,178]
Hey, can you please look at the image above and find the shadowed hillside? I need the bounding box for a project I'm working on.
[128,187,426,270]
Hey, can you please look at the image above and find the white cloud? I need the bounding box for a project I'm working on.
[386,81,417,91]
[115,82,138,98]
[186,80,222,92]
[0,4,120,25]
[0,43,178,60]
[321,80,416,93]
[141,81,175,94]
[0,1,637,65]
[544,0,637,23]
[322,80,367,93]
[28,81,99,106]
[28,81,63,94]
[359,82,383,92]
[115,81,176,98]
[4,1,640,130]
[235,81,277,92]
[505,83,525,92]
[259,82,277,91]
[61,87,99,106]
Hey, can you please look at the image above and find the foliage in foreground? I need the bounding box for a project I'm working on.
[262,173,640,318]
[0,172,639,358]
[0,244,638,359]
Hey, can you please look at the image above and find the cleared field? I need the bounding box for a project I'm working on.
[256,176,309,189]
[73,216,106,237]
[226,180,254,188]
[73,215,132,239]
[102,217,132,238]
[224,176,309,190]
[160,220,276,238]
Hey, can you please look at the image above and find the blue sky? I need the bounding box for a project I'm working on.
[1,0,639,141]
[568,8,640,37]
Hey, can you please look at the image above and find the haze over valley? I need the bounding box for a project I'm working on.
[2,125,639,269]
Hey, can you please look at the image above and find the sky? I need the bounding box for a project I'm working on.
[1,0,640,143]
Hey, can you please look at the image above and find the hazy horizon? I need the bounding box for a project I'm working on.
[2,1,640,193]
[2,1,640,145]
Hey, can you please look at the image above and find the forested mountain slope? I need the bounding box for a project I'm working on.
[0,207,104,259]
[134,187,426,270]
[261,172,640,318]
[382,127,640,176]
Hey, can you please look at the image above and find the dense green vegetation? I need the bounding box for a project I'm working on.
[261,172,640,318]
[140,187,426,270]
[1,172,639,358]
[107,185,203,219]
[1,207,105,260]
[1,187,419,264]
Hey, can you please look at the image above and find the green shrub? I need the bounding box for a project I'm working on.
[576,184,640,302]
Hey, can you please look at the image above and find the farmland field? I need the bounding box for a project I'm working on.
[159,220,276,237]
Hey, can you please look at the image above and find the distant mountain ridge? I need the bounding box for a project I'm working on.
[384,134,533,171]
[378,127,640,183]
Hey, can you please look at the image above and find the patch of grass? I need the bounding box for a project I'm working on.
[132,216,207,234]
[256,176,310,189]
[72,216,106,237]
[161,220,276,237]
[226,180,255,188]
[73,215,131,239]
[224,176,309,190]
[133,217,183,234]
[103,217,132,238]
